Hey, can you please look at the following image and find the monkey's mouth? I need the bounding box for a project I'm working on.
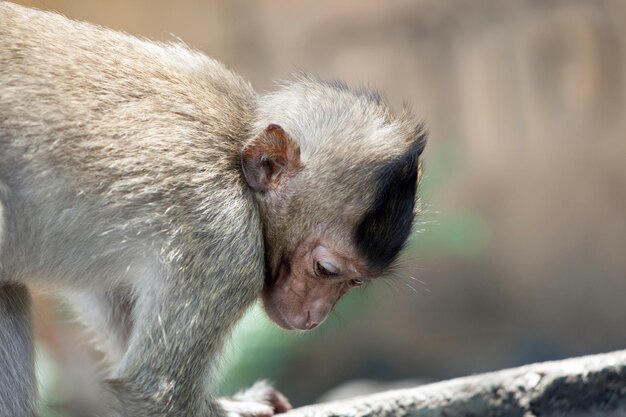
[261,259,295,330]
[260,288,293,330]
[263,265,275,290]
[264,255,289,289]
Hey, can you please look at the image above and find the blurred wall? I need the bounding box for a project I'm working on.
[12,0,626,414]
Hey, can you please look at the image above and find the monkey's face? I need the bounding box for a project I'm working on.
[245,79,426,331]
[261,234,369,330]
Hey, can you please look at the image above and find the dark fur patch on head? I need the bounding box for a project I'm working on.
[354,127,427,270]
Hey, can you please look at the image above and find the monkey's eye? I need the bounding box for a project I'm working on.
[350,279,365,286]
[316,261,340,277]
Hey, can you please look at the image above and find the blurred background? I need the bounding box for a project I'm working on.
[12,0,626,416]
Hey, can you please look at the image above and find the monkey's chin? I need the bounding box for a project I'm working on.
[260,288,295,330]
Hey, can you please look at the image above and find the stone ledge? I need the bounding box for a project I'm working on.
[283,349,626,417]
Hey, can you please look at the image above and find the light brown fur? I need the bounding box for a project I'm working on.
[0,3,425,416]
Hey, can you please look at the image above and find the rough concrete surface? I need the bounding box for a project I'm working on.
[284,350,626,417]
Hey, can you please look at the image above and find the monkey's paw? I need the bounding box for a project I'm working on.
[219,380,292,417]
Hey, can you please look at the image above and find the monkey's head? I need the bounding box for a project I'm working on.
[242,75,426,330]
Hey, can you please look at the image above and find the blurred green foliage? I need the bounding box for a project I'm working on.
[37,346,69,417]
[218,291,366,396]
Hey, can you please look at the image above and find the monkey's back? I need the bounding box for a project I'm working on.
[0,1,257,178]
[0,2,264,288]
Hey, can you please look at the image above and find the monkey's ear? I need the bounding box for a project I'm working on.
[241,124,302,192]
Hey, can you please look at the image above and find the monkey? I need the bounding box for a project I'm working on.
[0,2,426,417]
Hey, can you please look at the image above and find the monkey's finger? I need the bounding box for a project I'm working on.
[231,380,292,414]
[268,389,292,413]
[219,398,275,417]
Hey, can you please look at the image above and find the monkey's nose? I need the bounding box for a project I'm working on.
[290,310,319,330]
[304,310,320,330]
